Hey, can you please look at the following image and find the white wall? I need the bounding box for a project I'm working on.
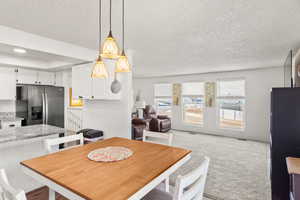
[0,100,15,112]
[60,63,133,139]
[82,71,133,139]
[133,67,284,142]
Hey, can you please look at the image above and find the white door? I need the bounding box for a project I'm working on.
[0,67,16,100]
[38,71,54,85]
[72,64,92,99]
[17,68,38,84]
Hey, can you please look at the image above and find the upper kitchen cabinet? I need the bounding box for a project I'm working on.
[38,71,54,85]
[16,68,55,85]
[72,62,121,100]
[0,67,16,100]
[54,71,64,87]
[72,63,92,99]
[16,68,38,84]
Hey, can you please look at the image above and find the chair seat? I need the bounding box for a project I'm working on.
[142,189,172,200]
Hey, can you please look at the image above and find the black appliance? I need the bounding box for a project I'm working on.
[270,88,300,200]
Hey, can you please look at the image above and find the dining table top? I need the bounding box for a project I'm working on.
[21,137,191,200]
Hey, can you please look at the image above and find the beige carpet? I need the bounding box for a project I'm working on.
[169,130,271,200]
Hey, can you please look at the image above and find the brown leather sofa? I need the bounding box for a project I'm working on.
[144,105,171,133]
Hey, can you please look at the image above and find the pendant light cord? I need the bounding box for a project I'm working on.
[122,0,125,50]
[99,0,102,51]
[110,0,112,31]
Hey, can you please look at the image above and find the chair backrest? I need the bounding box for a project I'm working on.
[0,169,26,200]
[44,133,84,153]
[143,130,173,146]
[173,157,210,200]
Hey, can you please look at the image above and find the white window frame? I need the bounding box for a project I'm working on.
[181,82,205,126]
[216,78,246,131]
[154,83,172,117]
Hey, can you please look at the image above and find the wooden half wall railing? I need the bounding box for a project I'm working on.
[66,108,83,133]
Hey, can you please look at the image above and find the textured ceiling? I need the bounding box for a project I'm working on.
[0,0,299,77]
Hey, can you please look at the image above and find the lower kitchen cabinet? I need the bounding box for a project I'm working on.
[0,120,22,129]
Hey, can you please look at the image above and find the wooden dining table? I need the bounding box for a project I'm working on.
[20,137,191,200]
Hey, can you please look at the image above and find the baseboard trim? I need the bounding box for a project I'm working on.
[171,129,269,144]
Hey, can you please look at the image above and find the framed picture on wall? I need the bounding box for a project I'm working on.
[69,88,83,107]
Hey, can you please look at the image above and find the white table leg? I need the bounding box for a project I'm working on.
[164,178,169,192]
[49,188,55,200]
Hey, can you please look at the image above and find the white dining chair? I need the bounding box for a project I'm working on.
[0,169,27,200]
[44,133,84,153]
[143,130,174,192]
[142,156,210,200]
[143,130,174,146]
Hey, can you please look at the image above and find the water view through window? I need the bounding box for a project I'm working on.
[154,98,172,117]
[182,82,204,125]
[183,96,204,124]
[219,99,244,129]
[154,84,172,117]
[218,80,245,130]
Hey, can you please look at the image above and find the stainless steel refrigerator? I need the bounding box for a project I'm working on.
[16,85,64,128]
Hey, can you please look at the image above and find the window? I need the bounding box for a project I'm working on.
[154,84,172,117]
[217,79,245,130]
[182,82,204,125]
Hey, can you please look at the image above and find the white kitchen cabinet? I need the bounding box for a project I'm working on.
[16,68,55,85]
[72,62,122,100]
[72,63,92,99]
[16,68,38,85]
[92,78,107,99]
[54,71,64,87]
[38,71,54,85]
[1,120,22,129]
[0,67,16,100]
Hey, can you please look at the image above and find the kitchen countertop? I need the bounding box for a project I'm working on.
[0,117,24,122]
[0,124,65,144]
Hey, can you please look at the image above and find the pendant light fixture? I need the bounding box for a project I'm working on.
[115,0,131,72]
[101,0,120,59]
[91,0,108,78]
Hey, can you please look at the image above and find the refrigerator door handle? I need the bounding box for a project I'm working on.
[42,93,46,124]
[45,92,49,124]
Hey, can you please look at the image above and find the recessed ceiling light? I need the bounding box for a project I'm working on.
[13,48,27,54]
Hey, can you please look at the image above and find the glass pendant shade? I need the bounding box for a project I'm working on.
[91,56,108,78]
[101,31,120,59]
[115,50,130,72]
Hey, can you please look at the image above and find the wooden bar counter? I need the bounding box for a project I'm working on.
[286,157,300,200]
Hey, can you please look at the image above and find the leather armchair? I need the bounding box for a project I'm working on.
[149,115,171,133]
[144,105,171,133]
[132,118,147,140]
